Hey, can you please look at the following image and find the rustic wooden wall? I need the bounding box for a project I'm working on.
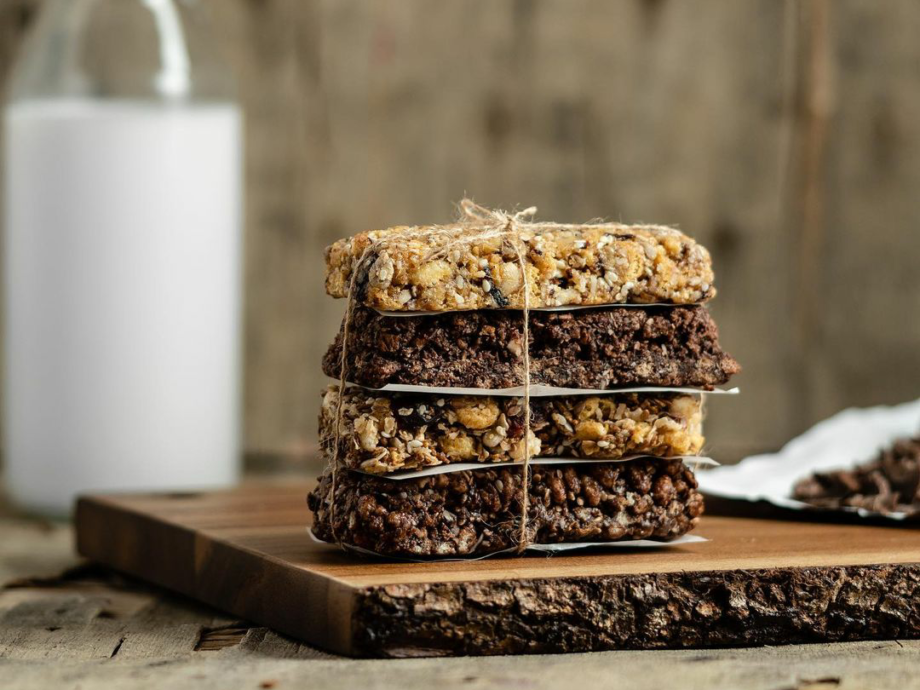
[1,0,919,464]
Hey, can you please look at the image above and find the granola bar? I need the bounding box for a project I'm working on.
[308,459,704,556]
[325,222,715,312]
[320,386,704,474]
[792,436,920,515]
[324,305,739,390]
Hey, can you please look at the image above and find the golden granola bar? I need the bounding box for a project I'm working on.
[320,386,704,474]
[325,223,714,312]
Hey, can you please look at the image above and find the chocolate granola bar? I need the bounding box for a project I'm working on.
[324,305,739,390]
[792,436,920,514]
[308,459,704,556]
[320,386,703,474]
[325,222,714,312]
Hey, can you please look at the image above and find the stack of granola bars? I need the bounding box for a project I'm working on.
[309,211,739,557]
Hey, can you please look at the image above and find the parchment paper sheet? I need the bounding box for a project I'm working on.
[346,381,739,398]
[308,528,707,561]
[353,455,718,481]
[375,303,699,317]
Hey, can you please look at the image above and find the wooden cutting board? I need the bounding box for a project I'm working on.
[75,484,920,658]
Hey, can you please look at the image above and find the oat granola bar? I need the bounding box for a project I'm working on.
[320,386,703,474]
[325,223,715,312]
[325,305,739,390]
[308,459,704,556]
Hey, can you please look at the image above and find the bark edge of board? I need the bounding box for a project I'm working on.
[352,564,920,657]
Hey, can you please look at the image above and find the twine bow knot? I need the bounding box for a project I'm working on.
[458,198,538,229]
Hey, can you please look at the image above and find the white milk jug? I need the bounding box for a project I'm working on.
[4,0,243,515]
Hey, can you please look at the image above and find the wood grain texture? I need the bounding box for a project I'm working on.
[75,484,920,657]
[2,485,920,689]
[1,1,919,462]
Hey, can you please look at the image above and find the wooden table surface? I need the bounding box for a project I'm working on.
[2,476,919,690]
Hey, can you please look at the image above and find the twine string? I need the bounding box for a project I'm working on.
[508,236,533,552]
[328,244,369,547]
[328,228,441,545]
[327,199,539,553]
